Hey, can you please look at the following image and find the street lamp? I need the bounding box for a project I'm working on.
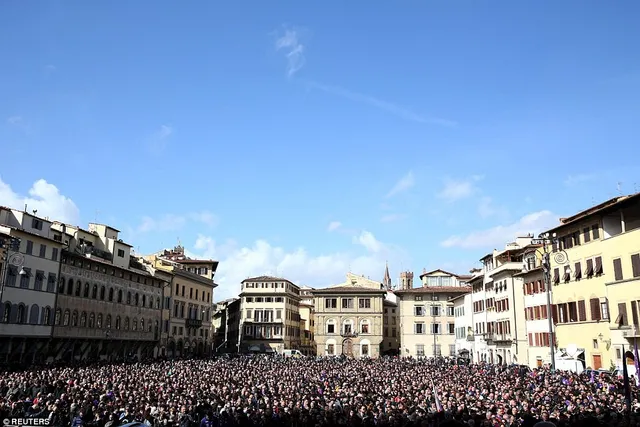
[0,236,26,307]
[537,232,569,372]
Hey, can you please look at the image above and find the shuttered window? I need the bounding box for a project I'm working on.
[595,256,603,275]
[590,298,601,321]
[613,258,623,281]
[631,254,640,278]
[631,301,639,326]
[586,259,594,277]
[578,300,587,321]
[617,303,628,326]
[592,225,600,239]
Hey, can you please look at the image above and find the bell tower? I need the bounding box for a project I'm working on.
[399,271,414,290]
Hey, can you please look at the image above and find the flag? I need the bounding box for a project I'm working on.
[431,380,443,412]
[590,370,595,383]
[622,349,632,412]
[634,339,640,387]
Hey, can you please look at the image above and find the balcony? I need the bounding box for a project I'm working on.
[341,331,358,338]
[466,334,475,342]
[185,318,203,328]
[493,334,513,343]
[83,246,113,262]
[622,326,640,338]
[489,262,524,278]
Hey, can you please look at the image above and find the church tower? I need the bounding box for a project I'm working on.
[383,262,392,290]
[399,271,414,290]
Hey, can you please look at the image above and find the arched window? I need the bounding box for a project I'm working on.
[17,304,26,324]
[63,309,70,326]
[97,313,103,328]
[100,286,106,300]
[58,277,65,294]
[92,284,98,299]
[108,288,114,301]
[66,278,74,295]
[156,297,160,309]
[106,314,112,329]
[55,308,62,325]
[342,319,354,335]
[326,319,336,335]
[71,310,78,326]
[88,313,95,328]
[29,304,40,324]
[83,283,90,298]
[127,292,131,305]
[140,318,145,331]
[132,318,137,331]
[43,307,52,325]
[360,319,370,334]
[80,311,87,327]
[135,293,139,306]
[75,281,81,296]
[142,295,146,307]
[115,316,121,330]
[2,302,11,323]
[117,290,123,303]
[124,317,130,330]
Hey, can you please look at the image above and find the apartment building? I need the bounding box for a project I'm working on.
[452,293,473,360]
[51,222,164,361]
[382,291,400,355]
[211,297,240,353]
[299,286,316,356]
[396,269,471,358]
[468,238,534,365]
[238,276,302,353]
[0,207,65,363]
[515,251,551,368]
[312,273,386,358]
[541,192,640,370]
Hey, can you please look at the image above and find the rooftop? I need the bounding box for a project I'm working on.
[312,286,386,294]
[395,286,472,294]
[241,275,297,286]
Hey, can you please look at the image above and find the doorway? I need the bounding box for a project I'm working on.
[592,354,602,370]
[342,339,353,357]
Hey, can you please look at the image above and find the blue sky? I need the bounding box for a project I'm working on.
[1,1,639,300]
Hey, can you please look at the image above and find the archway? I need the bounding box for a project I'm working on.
[342,339,353,357]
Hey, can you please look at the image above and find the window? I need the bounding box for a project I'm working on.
[360,320,370,334]
[20,268,31,288]
[342,298,354,309]
[449,344,456,356]
[431,323,441,334]
[117,249,125,257]
[31,218,43,230]
[361,344,369,356]
[325,298,337,309]
[26,240,33,255]
[631,254,640,278]
[613,258,623,281]
[416,344,425,357]
[51,248,58,261]
[414,306,425,316]
[447,323,455,334]
[359,298,371,309]
[327,321,335,334]
[592,225,600,239]
[447,306,455,317]
[343,321,353,335]
[415,296,423,301]
[431,305,441,316]
[414,323,425,334]
[275,309,282,319]
[327,344,335,355]
[47,273,56,292]
[583,227,591,243]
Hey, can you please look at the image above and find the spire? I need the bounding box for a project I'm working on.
[383,261,392,290]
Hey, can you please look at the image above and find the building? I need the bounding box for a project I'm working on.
[542,192,640,371]
[382,291,400,355]
[399,271,414,291]
[51,222,165,362]
[514,249,550,368]
[211,297,240,353]
[146,254,217,357]
[452,293,473,360]
[0,207,65,363]
[396,269,470,358]
[238,276,302,353]
[299,286,316,356]
[312,273,386,358]
[467,237,534,365]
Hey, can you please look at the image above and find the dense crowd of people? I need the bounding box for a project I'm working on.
[0,356,638,427]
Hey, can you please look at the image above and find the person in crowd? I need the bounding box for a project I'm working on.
[0,356,637,427]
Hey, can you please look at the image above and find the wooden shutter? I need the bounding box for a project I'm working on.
[574,262,582,280]
[552,304,559,324]
[578,300,587,321]
[618,303,628,326]
[586,259,594,277]
[590,298,601,321]
[613,258,623,281]
[592,224,600,239]
[553,268,560,284]
[631,254,640,278]
[595,256,603,274]
[631,301,639,326]
[542,304,548,319]
[583,227,591,243]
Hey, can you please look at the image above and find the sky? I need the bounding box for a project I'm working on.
[1,1,640,301]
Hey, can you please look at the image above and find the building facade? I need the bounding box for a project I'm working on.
[396,270,470,358]
[238,276,302,353]
[0,208,65,363]
[51,223,164,362]
[452,293,473,360]
[299,286,316,356]
[312,273,386,358]
[543,193,640,371]
[211,297,240,353]
[382,292,400,355]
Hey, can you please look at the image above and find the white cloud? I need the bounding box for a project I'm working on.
[148,125,173,154]
[477,196,508,219]
[0,177,80,224]
[440,210,559,249]
[136,211,218,233]
[564,174,596,187]
[437,176,482,202]
[327,221,342,232]
[275,28,305,77]
[158,125,173,139]
[192,230,407,300]
[386,171,415,198]
[7,116,22,125]
[380,213,406,223]
[306,81,456,126]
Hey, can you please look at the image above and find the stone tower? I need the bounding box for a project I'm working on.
[383,262,392,290]
[399,271,414,290]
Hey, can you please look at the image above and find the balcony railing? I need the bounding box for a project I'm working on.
[185,318,203,328]
[493,334,513,342]
[622,325,640,338]
[341,331,358,338]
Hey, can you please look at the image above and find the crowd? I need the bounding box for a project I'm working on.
[0,356,638,427]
